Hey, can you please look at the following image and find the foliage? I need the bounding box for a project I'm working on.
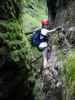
[0,0,47,99]
[64,49,75,99]
[0,0,21,19]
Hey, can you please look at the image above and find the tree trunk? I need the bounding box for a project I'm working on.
[47,0,57,29]
[46,0,75,100]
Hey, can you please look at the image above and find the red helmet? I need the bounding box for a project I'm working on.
[41,19,48,25]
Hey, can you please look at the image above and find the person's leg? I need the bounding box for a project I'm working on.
[43,47,48,68]
[38,42,48,68]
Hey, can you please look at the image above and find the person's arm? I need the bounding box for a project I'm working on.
[41,26,62,36]
[48,26,62,33]
[48,28,57,33]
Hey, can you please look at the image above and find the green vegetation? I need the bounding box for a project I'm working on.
[0,0,47,65]
[0,0,75,100]
[21,0,47,33]
[0,0,47,99]
[64,49,75,99]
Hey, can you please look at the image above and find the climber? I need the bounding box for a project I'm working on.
[40,19,61,68]
[32,19,62,68]
[32,19,49,67]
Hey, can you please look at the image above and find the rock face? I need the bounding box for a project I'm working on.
[42,45,64,100]
[46,1,75,100]
[0,37,35,100]
[47,0,75,46]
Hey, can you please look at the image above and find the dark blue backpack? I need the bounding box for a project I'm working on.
[32,28,41,46]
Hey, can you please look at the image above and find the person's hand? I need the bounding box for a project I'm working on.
[56,25,64,32]
[56,26,62,31]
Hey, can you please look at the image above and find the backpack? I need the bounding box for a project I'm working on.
[32,28,41,46]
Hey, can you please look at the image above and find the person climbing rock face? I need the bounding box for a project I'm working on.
[40,19,49,68]
[32,19,62,68]
[32,19,49,68]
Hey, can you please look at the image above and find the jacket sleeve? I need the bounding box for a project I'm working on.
[41,28,49,36]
